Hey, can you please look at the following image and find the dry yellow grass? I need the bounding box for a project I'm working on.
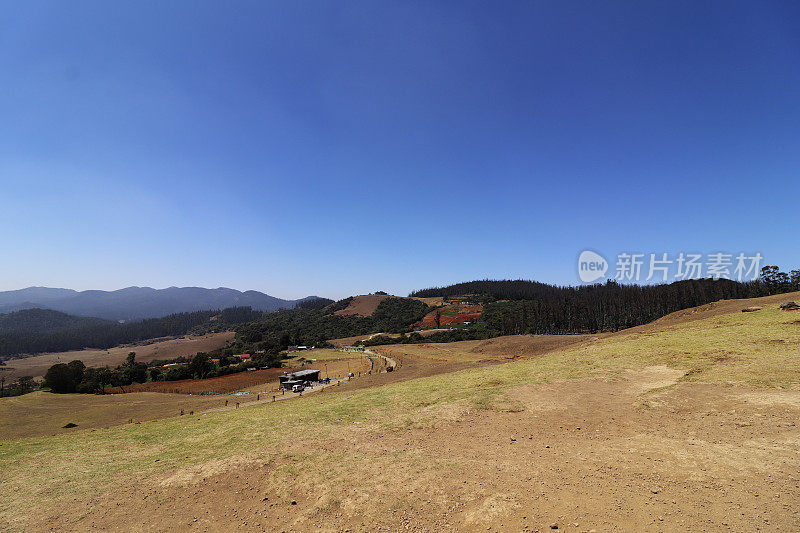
[284,348,371,378]
[1,302,799,531]
[0,332,234,380]
[0,391,224,440]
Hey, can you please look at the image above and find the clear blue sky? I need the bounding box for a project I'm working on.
[1,1,798,299]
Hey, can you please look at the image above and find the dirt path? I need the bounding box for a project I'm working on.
[200,377,350,413]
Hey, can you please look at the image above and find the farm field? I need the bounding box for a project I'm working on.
[284,348,372,378]
[0,349,375,439]
[0,331,235,380]
[110,349,373,395]
[107,367,295,395]
[1,295,799,531]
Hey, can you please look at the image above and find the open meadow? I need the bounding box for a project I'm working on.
[1,295,799,531]
[0,331,235,380]
[0,348,375,440]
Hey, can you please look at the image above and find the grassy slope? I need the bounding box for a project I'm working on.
[1,307,798,528]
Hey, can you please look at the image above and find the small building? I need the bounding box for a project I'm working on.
[279,369,321,389]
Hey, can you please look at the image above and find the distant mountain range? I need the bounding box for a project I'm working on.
[0,286,316,322]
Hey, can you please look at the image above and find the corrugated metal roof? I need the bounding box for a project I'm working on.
[291,369,320,378]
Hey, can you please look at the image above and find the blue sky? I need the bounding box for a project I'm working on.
[1,1,798,299]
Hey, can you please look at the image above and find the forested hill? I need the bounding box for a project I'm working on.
[406,274,799,336]
[0,307,264,358]
[409,277,774,301]
[0,309,111,336]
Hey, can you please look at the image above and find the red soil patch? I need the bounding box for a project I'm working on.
[412,303,483,330]
[107,367,297,395]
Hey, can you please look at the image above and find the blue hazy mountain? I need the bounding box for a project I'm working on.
[0,286,314,322]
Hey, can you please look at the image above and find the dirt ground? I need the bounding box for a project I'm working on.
[411,296,445,306]
[629,290,800,333]
[0,391,225,440]
[284,348,372,379]
[0,350,374,439]
[323,334,599,396]
[329,329,451,348]
[29,365,800,532]
[0,332,234,380]
[106,368,297,395]
[377,334,599,363]
[333,294,392,316]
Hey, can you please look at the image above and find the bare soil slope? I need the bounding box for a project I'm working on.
[333,294,392,316]
[630,290,800,332]
[378,334,598,363]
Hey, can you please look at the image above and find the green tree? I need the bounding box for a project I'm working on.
[790,270,800,291]
[120,352,147,384]
[189,353,215,379]
[44,363,79,393]
[81,367,112,394]
[149,367,163,382]
[67,360,86,384]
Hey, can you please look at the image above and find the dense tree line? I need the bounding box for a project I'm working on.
[43,348,286,394]
[0,306,264,358]
[411,273,786,302]
[479,279,751,335]
[44,354,142,393]
[408,269,799,337]
[0,308,109,335]
[295,297,335,310]
[228,297,430,354]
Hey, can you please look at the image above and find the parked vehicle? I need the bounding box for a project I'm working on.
[292,384,305,393]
